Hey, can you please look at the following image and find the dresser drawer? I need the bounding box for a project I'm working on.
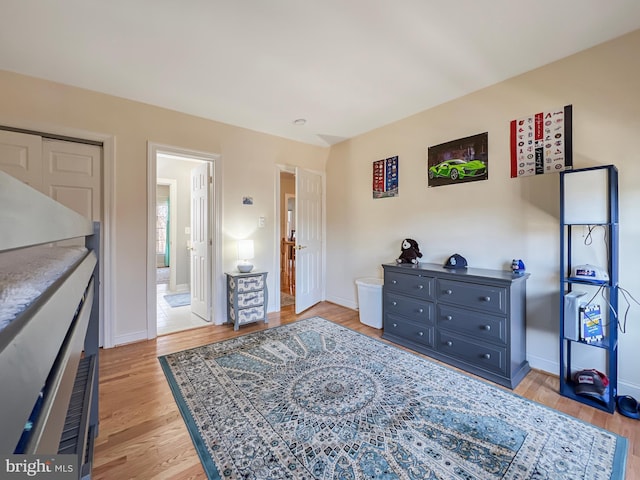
[384,314,434,348]
[233,274,265,293]
[436,330,506,375]
[235,290,265,308]
[437,305,506,345]
[385,271,433,300]
[230,305,266,324]
[385,292,434,324]
[437,279,506,314]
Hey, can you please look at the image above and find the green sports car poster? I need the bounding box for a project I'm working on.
[427,133,488,187]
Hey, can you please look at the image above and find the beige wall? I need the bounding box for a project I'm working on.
[0,71,328,345]
[2,28,639,397]
[326,30,640,398]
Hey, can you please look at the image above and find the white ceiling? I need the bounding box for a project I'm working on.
[1,1,639,147]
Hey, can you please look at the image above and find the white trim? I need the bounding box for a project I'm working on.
[147,142,223,340]
[0,118,115,348]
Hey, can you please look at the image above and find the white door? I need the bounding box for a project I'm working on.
[0,130,43,190]
[190,162,211,321]
[295,168,323,313]
[42,140,102,221]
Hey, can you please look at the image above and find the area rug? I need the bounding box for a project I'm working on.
[163,292,190,308]
[281,292,295,307]
[158,316,627,479]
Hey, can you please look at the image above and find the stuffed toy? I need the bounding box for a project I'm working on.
[511,259,526,274]
[396,238,422,264]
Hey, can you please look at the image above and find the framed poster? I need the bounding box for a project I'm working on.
[510,105,572,178]
[427,133,488,187]
[373,155,398,198]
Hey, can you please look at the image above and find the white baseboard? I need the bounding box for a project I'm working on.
[114,330,148,346]
[325,294,357,311]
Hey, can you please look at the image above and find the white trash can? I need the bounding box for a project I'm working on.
[355,277,384,329]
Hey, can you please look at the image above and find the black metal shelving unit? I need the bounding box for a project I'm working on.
[559,165,618,413]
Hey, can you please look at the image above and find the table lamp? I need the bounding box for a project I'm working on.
[237,239,254,273]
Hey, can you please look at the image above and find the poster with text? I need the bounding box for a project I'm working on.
[510,105,572,178]
[373,156,398,198]
[427,133,488,187]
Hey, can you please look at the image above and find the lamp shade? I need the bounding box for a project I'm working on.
[237,239,255,273]
[237,239,254,260]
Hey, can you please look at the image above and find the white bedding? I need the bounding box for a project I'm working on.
[0,245,88,331]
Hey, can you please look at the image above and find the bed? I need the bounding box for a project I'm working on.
[0,170,99,479]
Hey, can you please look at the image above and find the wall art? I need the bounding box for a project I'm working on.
[427,133,488,187]
[373,155,398,198]
[510,105,572,177]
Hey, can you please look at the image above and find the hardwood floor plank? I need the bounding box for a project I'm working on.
[93,302,638,479]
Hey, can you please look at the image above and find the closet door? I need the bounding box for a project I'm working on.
[0,130,43,191]
[42,139,102,221]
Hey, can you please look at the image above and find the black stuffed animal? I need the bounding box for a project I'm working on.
[396,238,422,264]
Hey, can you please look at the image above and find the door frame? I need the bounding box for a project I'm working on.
[146,142,223,339]
[274,164,326,311]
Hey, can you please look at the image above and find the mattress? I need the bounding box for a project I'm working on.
[0,245,88,331]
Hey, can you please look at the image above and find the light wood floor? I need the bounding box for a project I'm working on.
[93,302,639,479]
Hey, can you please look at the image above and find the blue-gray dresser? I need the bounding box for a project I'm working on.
[382,262,530,389]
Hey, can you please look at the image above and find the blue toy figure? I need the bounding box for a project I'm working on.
[511,259,526,274]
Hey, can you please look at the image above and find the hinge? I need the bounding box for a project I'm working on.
[209,176,213,184]
[209,239,212,246]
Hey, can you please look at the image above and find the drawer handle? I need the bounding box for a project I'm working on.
[483,325,491,331]
[418,284,424,289]
[483,353,491,360]
[392,301,397,306]
[446,341,453,347]
[418,308,424,313]
[445,315,452,321]
[392,323,398,328]
[445,289,453,295]
[418,331,424,337]
[392,280,397,284]
[482,296,491,302]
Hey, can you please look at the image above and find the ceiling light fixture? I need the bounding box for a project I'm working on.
[293,118,307,126]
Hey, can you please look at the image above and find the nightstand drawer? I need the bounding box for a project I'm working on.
[236,275,265,292]
[384,315,434,348]
[437,305,506,344]
[385,271,433,300]
[231,305,266,324]
[437,279,506,314]
[436,330,506,375]
[385,292,434,324]
[235,290,265,308]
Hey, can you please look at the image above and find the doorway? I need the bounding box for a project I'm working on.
[277,166,325,313]
[147,143,223,339]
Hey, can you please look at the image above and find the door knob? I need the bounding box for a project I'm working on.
[295,245,307,250]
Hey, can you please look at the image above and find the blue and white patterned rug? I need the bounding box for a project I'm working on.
[159,317,627,479]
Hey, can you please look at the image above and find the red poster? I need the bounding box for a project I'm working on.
[510,105,572,178]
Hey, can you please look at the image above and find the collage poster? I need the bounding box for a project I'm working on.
[373,156,398,199]
[510,105,573,178]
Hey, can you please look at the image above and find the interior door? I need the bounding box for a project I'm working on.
[295,168,323,313]
[0,130,43,189]
[42,140,102,221]
[190,162,211,321]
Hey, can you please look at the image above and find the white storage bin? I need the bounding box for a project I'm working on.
[355,277,383,329]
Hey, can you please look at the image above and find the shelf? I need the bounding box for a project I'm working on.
[563,336,617,350]
[560,380,615,414]
[559,164,618,414]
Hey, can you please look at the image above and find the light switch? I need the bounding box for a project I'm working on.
[258,216,266,228]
